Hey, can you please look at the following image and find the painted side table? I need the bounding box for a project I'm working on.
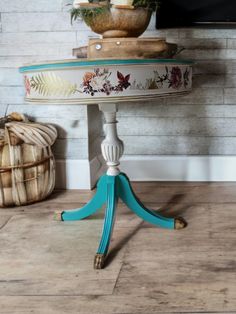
[20,58,193,269]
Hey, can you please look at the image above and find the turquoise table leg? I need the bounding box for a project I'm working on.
[117,173,187,230]
[55,172,187,269]
[94,175,117,269]
[55,175,107,221]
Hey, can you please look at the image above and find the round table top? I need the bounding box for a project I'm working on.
[19,58,193,104]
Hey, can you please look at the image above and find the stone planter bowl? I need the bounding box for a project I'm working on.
[85,7,152,38]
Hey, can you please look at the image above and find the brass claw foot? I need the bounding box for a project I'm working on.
[54,211,64,221]
[94,254,106,269]
[175,217,187,230]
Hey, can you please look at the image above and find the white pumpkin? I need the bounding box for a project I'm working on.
[73,0,89,8]
[111,0,133,5]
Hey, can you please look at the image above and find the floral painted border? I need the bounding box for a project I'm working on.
[24,66,191,97]
[82,68,131,96]
[131,66,190,91]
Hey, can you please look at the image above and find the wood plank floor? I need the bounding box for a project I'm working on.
[0,182,236,314]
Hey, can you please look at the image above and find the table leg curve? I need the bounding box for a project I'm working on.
[54,175,107,221]
[117,173,187,230]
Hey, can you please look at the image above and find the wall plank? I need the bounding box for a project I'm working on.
[35,118,88,139]
[122,136,236,155]
[118,104,236,118]
[193,74,225,88]
[0,86,24,104]
[7,104,87,118]
[0,44,74,57]
[1,12,87,32]
[0,56,72,68]
[178,38,227,49]
[118,117,236,137]
[53,139,88,159]
[166,88,224,105]
[179,28,236,39]
[0,0,63,12]
[0,68,22,86]
[7,105,89,139]
[0,105,8,116]
[194,60,236,75]
[182,49,236,60]
[0,32,77,44]
[224,88,236,105]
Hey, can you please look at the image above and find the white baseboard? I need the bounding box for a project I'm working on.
[120,155,236,182]
[56,155,236,189]
[55,155,104,189]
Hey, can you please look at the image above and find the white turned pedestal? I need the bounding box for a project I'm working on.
[99,103,124,176]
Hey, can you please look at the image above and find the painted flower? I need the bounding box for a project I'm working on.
[102,81,113,95]
[83,72,96,86]
[81,68,131,96]
[169,67,182,89]
[89,75,105,90]
[183,68,190,88]
[24,76,31,95]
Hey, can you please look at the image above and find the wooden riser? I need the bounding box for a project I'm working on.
[73,37,179,59]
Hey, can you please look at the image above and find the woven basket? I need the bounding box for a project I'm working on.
[0,113,57,207]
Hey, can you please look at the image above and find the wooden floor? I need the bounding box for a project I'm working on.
[0,182,236,314]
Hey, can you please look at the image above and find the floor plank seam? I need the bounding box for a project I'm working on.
[111,221,143,294]
[112,263,123,295]
[111,235,132,295]
[0,216,13,231]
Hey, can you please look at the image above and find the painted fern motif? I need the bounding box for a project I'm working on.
[30,72,78,97]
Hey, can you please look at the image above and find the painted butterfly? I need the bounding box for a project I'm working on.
[117,71,131,90]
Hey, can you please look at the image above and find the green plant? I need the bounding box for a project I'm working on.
[132,0,160,11]
[70,3,110,24]
[69,0,160,24]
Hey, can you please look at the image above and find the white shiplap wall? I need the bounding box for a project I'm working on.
[1,1,236,187]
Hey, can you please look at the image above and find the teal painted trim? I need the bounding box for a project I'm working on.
[61,174,107,221]
[117,173,175,229]
[19,58,194,73]
[97,175,117,256]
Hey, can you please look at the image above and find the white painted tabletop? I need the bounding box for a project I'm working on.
[19,58,193,104]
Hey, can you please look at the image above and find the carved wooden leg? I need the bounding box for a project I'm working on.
[54,175,107,221]
[94,175,117,269]
[99,103,124,176]
[117,173,187,230]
